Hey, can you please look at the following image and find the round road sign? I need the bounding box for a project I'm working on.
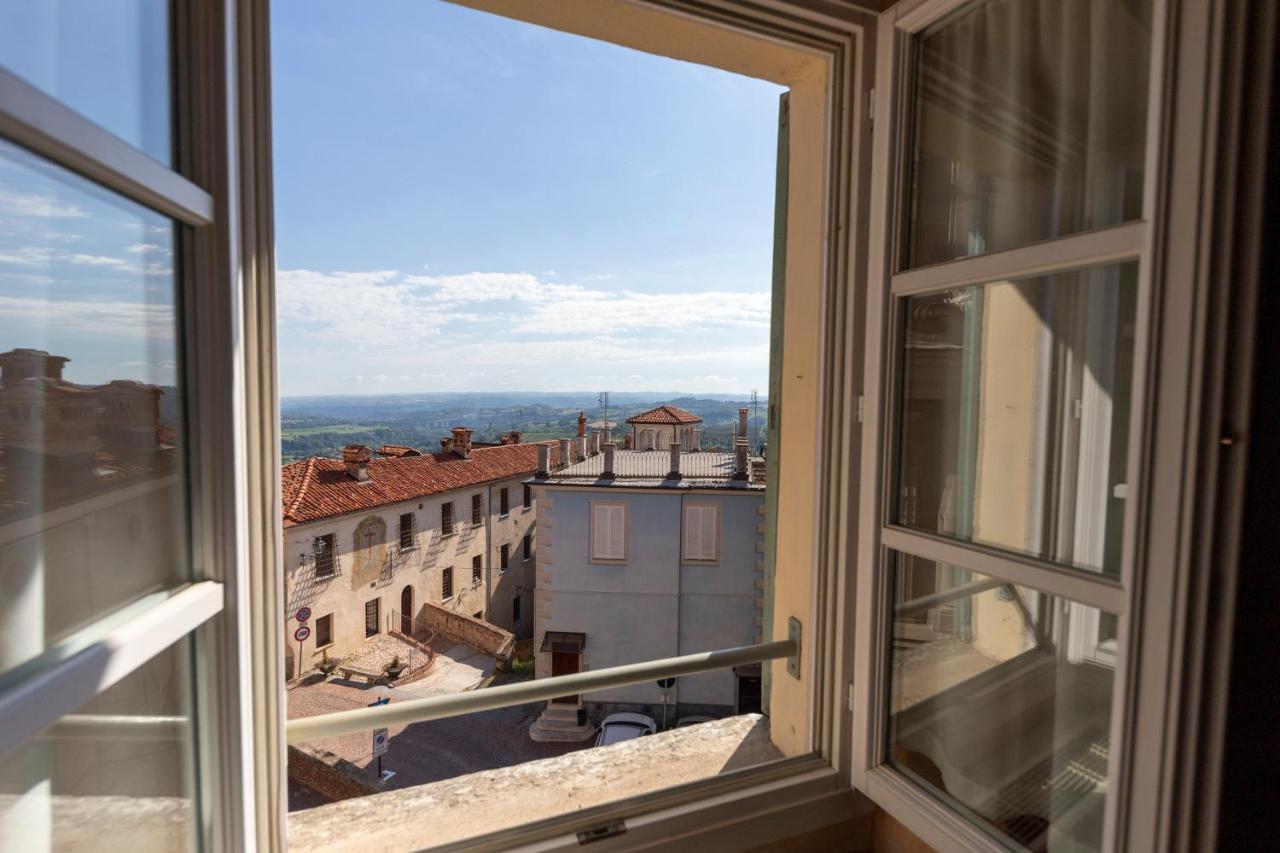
[295,607,312,623]
[294,625,311,642]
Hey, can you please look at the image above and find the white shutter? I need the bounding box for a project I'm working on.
[700,504,717,560]
[684,504,718,561]
[593,504,626,561]
[608,506,626,560]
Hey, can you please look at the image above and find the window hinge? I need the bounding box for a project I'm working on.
[578,821,626,845]
[847,681,856,712]
[787,616,802,679]
[856,395,865,423]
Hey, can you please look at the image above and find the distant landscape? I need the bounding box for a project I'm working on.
[280,392,769,463]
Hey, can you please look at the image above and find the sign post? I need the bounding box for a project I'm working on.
[372,726,392,782]
[656,677,675,731]
[293,609,312,678]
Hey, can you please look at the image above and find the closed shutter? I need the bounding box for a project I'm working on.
[592,503,626,561]
[684,504,718,561]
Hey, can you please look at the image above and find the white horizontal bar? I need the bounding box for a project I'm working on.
[891,221,1146,297]
[882,526,1126,614]
[0,67,213,226]
[288,638,796,744]
[43,714,189,742]
[0,581,224,761]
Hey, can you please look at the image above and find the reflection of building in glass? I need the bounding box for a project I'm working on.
[0,348,177,521]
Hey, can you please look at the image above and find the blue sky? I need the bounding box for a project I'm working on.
[272,1,784,397]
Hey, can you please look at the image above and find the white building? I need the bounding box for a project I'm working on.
[526,433,764,738]
[625,404,702,451]
[280,428,557,678]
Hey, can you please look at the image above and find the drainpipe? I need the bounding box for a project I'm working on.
[484,482,493,620]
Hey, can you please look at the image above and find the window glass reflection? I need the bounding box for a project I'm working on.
[895,261,1136,578]
[0,138,188,677]
[0,639,196,851]
[887,553,1116,852]
[0,0,171,163]
[904,0,1152,268]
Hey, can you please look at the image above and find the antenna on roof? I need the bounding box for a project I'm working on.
[598,391,610,432]
[750,389,760,449]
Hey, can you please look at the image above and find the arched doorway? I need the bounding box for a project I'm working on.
[400,585,413,635]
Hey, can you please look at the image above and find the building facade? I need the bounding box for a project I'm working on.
[528,441,764,728]
[625,404,702,451]
[280,429,553,677]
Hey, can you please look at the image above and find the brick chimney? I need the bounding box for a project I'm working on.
[577,411,587,438]
[738,407,749,442]
[450,426,473,459]
[602,426,612,446]
[342,444,372,481]
[668,441,682,480]
[558,438,572,467]
[603,442,616,479]
[537,444,550,477]
[733,438,750,481]
[500,430,522,445]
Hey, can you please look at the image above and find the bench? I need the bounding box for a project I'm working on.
[337,666,384,684]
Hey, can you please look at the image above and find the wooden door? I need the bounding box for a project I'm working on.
[400,585,413,635]
[552,651,579,704]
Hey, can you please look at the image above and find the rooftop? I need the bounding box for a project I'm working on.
[625,404,703,425]
[282,440,560,526]
[531,449,764,491]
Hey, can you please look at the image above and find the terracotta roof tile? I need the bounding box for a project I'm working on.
[281,441,559,527]
[625,404,702,425]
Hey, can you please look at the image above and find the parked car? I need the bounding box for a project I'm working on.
[675,715,715,728]
[594,712,657,747]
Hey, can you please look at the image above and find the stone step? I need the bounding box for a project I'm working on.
[539,704,583,722]
[536,715,592,732]
[528,718,596,743]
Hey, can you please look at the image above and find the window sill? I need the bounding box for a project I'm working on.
[287,714,836,851]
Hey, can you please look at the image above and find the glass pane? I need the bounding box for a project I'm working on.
[0,138,189,677]
[0,639,196,851]
[903,0,1152,268]
[895,261,1136,578]
[887,553,1116,852]
[0,0,171,163]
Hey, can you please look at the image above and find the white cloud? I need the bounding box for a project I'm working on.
[0,188,88,219]
[0,246,64,266]
[0,295,173,338]
[69,253,130,268]
[127,243,171,255]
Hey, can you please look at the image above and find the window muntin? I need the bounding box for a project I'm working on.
[442,501,454,535]
[0,0,172,163]
[364,598,379,637]
[683,501,720,562]
[902,0,1152,269]
[471,493,482,525]
[0,138,190,679]
[589,501,627,563]
[315,613,332,648]
[442,566,453,600]
[313,533,335,578]
[886,551,1116,852]
[894,261,1137,579]
[0,636,197,850]
[398,512,414,549]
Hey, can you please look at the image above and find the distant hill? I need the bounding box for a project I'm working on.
[280,391,768,462]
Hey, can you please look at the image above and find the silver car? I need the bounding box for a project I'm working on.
[594,712,657,747]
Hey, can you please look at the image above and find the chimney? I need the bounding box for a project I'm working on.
[602,426,612,446]
[734,438,750,481]
[342,444,372,482]
[577,411,587,438]
[738,407,749,442]
[668,441,682,480]
[537,444,550,478]
[624,433,633,449]
[500,430,522,445]
[450,426,473,459]
[603,442,616,479]
[558,438,572,467]
[579,435,588,460]
[591,432,601,455]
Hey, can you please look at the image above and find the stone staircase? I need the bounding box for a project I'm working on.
[528,702,596,743]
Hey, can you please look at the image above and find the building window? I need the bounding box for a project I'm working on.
[364,599,379,638]
[442,567,453,600]
[523,534,532,560]
[471,493,482,525]
[523,483,532,509]
[500,544,509,571]
[512,595,521,622]
[472,555,482,585]
[314,533,336,578]
[683,502,720,562]
[442,501,454,536]
[315,613,333,648]
[398,512,414,550]
[499,487,509,516]
[590,501,627,562]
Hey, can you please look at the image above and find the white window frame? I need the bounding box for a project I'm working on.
[851,1,1237,851]
[589,500,629,564]
[682,500,721,563]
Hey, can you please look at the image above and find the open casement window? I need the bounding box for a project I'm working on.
[683,501,720,563]
[851,0,1235,850]
[442,501,454,536]
[314,533,336,578]
[589,501,628,563]
[471,555,482,585]
[397,513,414,550]
[442,567,454,600]
[471,493,482,525]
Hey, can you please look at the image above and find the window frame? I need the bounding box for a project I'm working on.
[500,543,510,571]
[314,613,333,649]
[398,512,415,550]
[472,492,482,525]
[442,566,454,601]
[682,500,721,564]
[589,500,629,564]
[472,555,482,585]
[313,532,336,578]
[523,533,532,561]
[364,598,380,638]
[499,486,510,517]
[442,500,455,536]
[850,1,1234,851]
[523,483,532,509]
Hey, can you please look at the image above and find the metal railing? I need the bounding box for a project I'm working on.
[287,637,797,745]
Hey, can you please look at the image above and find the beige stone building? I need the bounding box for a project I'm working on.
[280,428,559,678]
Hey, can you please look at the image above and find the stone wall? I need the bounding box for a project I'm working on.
[418,601,515,663]
[288,745,378,803]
